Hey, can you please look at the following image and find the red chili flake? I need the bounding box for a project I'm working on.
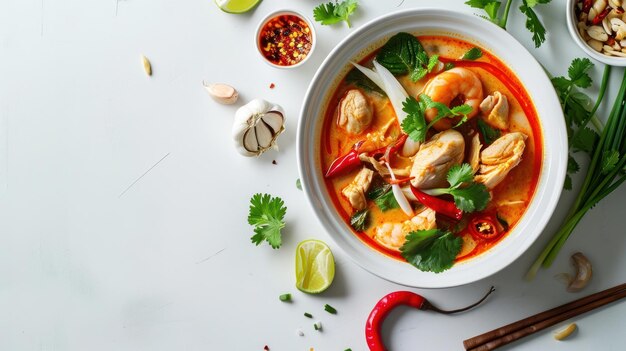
[263,346,270,351]
[269,83,275,89]
[258,14,313,66]
[272,160,277,165]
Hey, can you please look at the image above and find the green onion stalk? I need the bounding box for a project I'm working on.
[526,67,626,280]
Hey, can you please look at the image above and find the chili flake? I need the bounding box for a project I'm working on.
[258,14,313,66]
[269,83,275,89]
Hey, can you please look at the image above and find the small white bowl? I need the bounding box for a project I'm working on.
[566,0,626,66]
[297,9,568,288]
[255,9,316,69]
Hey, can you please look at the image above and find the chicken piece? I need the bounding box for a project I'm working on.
[475,132,527,189]
[341,167,374,210]
[469,133,482,173]
[480,91,509,130]
[410,129,465,189]
[337,89,374,135]
[373,207,437,251]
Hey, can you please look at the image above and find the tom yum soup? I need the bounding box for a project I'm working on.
[321,33,542,273]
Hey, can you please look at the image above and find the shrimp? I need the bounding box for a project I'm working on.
[373,207,437,251]
[422,67,483,131]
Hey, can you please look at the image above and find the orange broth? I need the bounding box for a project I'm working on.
[321,35,543,263]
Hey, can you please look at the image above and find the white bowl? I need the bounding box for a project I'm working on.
[255,9,316,69]
[566,0,626,66]
[297,9,567,288]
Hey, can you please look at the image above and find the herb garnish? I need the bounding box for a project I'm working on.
[313,0,358,28]
[462,47,483,60]
[423,163,490,213]
[465,0,552,47]
[401,94,473,142]
[350,209,369,231]
[346,67,386,96]
[400,229,462,273]
[375,32,440,82]
[248,193,287,249]
[477,118,501,145]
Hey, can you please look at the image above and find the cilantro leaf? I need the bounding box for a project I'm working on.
[525,0,552,7]
[400,230,462,273]
[462,47,483,60]
[564,174,573,191]
[519,1,548,48]
[449,183,491,212]
[568,58,593,89]
[350,209,369,231]
[568,155,580,174]
[313,0,358,28]
[401,96,428,142]
[373,189,400,211]
[447,163,474,188]
[572,127,598,153]
[477,118,501,145]
[601,150,620,174]
[465,0,502,23]
[248,193,287,249]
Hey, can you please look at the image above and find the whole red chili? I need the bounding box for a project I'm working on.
[591,7,610,25]
[325,135,408,178]
[582,0,593,12]
[365,287,495,351]
[410,186,463,220]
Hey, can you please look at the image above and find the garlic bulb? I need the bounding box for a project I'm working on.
[232,99,285,156]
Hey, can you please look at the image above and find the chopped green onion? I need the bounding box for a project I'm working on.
[313,321,322,331]
[344,349,352,351]
[324,304,337,314]
[279,293,291,302]
[304,312,313,318]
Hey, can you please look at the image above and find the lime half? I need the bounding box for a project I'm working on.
[214,0,261,14]
[295,239,335,294]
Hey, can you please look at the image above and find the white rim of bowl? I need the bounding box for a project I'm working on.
[255,9,316,69]
[566,0,626,66]
[297,8,567,288]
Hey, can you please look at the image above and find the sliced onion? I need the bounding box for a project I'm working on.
[351,62,385,90]
[372,60,410,123]
[385,162,414,217]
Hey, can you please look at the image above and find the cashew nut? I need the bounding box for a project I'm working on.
[554,323,577,341]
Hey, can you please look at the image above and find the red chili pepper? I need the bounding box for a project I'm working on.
[325,135,408,178]
[410,186,463,220]
[469,215,501,241]
[591,7,610,25]
[582,0,593,12]
[365,287,495,351]
[387,176,414,185]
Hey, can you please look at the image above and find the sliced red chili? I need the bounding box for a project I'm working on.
[387,176,414,185]
[410,186,463,220]
[469,215,501,241]
[582,0,593,12]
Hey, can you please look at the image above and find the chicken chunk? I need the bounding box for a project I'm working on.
[341,167,374,210]
[480,91,509,130]
[469,133,482,173]
[475,132,527,189]
[373,207,437,251]
[337,89,373,135]
[410,129,465,189]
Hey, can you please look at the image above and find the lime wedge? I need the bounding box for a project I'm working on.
[295,239,335,294]
[214,0,261,14]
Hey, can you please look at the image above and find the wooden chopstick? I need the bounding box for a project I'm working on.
[463,282,626,351]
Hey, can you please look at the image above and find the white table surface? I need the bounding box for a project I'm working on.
[1,0,625,350]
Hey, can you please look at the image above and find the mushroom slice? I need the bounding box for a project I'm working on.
[480,91,509,130]
[341,167,374,211]
[410,129,465,189]
[475,132,527,189]
[469,133,482,173]
[337,89,374,135]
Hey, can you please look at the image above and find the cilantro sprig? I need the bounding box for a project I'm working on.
[400,229,462,273]
[424,164,490,213]
[248,193,287,249]
[313,0,358,28]
[465,0,552,47]
[401,94,473,142]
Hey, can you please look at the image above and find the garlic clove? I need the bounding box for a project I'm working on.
[243,128,259,153]
[204,82,239,105]
[255,121,274,148]
[261,111,285,133]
